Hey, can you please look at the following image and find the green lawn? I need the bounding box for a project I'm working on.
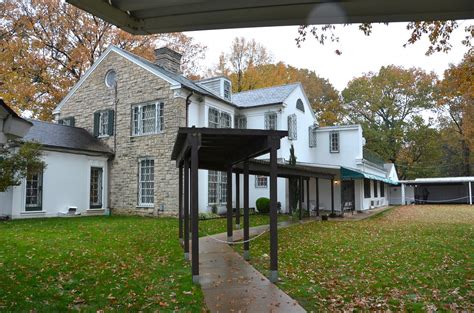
[0,216,203,312]
[0,213,289,311]
[236,205,474,311]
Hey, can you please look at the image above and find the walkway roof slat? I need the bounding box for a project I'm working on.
[66,0,473,34]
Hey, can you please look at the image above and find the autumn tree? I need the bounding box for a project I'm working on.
[0,0,206,120]
[342,65,437,169]
[436,51,473,175]
[297,21,473,55]
[0,142,45,192]
[396,116,443,179]
[215,37,273,92]
[216,38,344,125]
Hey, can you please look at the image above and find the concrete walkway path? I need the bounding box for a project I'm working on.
[195,222,306,313]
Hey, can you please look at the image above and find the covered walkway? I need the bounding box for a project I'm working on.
[171,127,337,284]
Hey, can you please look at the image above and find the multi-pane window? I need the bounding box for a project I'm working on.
[90,167,103,208]
[364,179,371,198]
[208,107,220,128]
[208,170,227,205]
[309,125,317,147]
[138,159,154,206]
[329,131,339,153]
[235,115,247,129]
[25,169,43,211]
[220,112,231,128]
[98,111,109,137]
[288,114,297,140]
[255,176,268,188]
[265,112,277,130]
[374,181,379,197]
[223,80,232,101]
[59,117,75,126]
[132,102,164,136]
[207,107,231,205]
[380,183,385,197]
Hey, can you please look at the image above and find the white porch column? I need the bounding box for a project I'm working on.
[401,183,406,205]
[469,182,472,205]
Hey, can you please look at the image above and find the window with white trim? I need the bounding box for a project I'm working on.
[223,80,232,101]
[208,107,220,128]
[138,159,154,206]
[132,102,164,136]
[98,111,109,137]
[207,107,231,205]
[220,112,231,128]
[208,107,232,129]
[208,170,227,205]
[235,115,247,129]
[288,114,297,140]
[264,112,277,130]
[329,131,339,153]
[255,176,268,188]
[309,125,317,147]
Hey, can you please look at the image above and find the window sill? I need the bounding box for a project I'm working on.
[130,132,164,138]
[21,210,46,214]
[98,135,111,139]
[87,208,105,211]
[136,205,154,209]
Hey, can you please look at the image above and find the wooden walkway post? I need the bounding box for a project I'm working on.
[331,178,335,215]
[227,166,233,243]
[316,177,320,217]
[190,135,200,284]
[183,158,190,260]
[236,173,240,229]
[243,161,250,260]
[178,165,183,242]
[269,136,279,283]
[299,177,303,220]
[306,178,310,216]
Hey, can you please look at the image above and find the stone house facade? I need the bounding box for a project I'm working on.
[55,47,187,215]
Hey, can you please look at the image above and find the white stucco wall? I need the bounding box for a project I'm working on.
[8,150,109,219]
[389,185,415,205]
[0,187,13,216]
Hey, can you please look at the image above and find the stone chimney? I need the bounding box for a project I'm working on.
[154,47,182,74]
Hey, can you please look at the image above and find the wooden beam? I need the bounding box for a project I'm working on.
[299,177,303,221]
[190,135,199,284]
[316,177,320,217]
[235,172,240,228]
[227,166,233,242]
[183,158,190,260]
[331,178,335,215]
[243,160,250,260]
[178,165,183,241]
[306,178,310,217]
[269,136,279,283]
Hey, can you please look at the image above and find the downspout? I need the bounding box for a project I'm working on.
[108,82,119,216]
[185,92,194,127]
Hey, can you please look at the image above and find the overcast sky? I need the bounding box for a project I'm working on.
[186,20,471,91]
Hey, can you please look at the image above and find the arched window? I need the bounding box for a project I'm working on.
[296,99,305,112]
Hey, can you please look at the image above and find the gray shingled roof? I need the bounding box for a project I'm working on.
[232,83,300,108]
[118,49,236,106]
[23,120,113,155]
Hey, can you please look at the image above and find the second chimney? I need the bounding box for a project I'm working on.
[154,47,182,74]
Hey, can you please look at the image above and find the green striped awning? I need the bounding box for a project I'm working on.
[341,167,398,185]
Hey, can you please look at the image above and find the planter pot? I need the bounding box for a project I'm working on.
[321,214,328,221]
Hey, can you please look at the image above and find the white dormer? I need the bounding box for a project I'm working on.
[197,76,232,101]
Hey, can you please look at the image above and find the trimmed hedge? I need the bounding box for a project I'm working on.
[256,197,270,213]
